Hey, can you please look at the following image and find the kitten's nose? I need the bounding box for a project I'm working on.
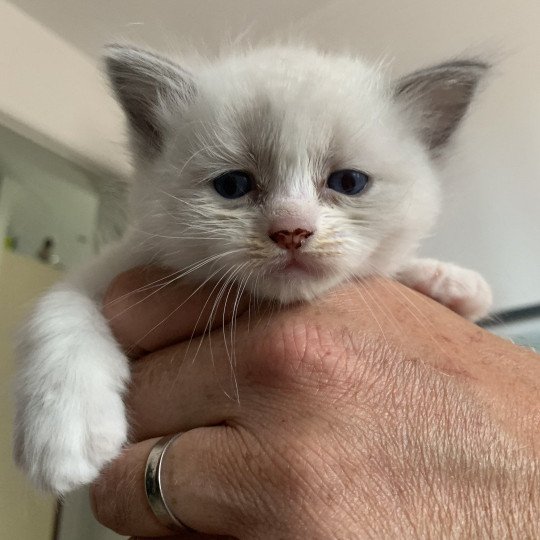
[268,228,313,250]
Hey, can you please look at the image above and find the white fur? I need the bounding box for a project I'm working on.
[13,45,492,493]
[14,239,145,492]
[397,258,492,321]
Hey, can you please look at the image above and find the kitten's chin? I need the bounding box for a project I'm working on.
[252,273,345,304]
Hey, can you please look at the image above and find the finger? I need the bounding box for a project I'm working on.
[103,266,250,357]
[132,532,233,539]
[132,535,232,540]
[132,533,235,540]
[92,429,245,538]
[126,328,247,440]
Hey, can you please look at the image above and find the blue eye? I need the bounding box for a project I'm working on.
[327,169,369,195]
[213,171,253,199]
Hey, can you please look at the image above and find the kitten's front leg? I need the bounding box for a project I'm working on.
[14,238,145,493]
[396,258,492,321]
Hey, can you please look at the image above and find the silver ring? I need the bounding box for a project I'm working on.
[144,433,191,531]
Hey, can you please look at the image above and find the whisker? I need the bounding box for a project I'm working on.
[103,267,186,308]
[185,265,240,366]
[129,263,231,351]
[229,264,254,399]
[345,276,391,350]
[204,265,247,400]
[106,251,243,321]
[368,269,456,366]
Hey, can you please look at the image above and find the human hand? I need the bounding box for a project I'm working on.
[91,267,540,539]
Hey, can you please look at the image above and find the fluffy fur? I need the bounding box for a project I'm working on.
[13,44,492,493]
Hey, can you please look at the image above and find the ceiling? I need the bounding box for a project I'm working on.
[6,0,459,73]
[7,0,335,60]
[11,0,539,77]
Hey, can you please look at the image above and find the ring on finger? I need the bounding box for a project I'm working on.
[144,433,193,532]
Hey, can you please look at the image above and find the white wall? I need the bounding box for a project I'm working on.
[0,0,128,178]
[2,175,98,270]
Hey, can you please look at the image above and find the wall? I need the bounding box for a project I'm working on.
[0,125,101,270]
[0,251,60,540]
[0,0,128,178]
[58,488,125,540]
[0,128,103,539]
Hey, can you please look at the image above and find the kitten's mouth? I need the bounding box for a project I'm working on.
[258,254,337,302]
[271,254,323,278]
[282,259,310,273]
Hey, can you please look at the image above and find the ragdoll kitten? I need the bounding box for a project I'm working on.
[14,44,492,493]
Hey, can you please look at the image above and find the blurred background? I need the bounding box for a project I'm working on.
[0,1,539,538]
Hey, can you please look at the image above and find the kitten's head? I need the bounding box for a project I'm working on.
[106,45,488,302]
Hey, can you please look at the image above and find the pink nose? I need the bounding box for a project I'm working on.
[268,228,313,250]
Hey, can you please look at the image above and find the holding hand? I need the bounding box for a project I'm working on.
[92,268,540,539]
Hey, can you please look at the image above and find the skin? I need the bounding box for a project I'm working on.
[91,267,540,539]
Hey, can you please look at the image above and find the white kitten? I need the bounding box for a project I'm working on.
[13,44,492,493]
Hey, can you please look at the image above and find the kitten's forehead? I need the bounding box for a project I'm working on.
[179,48,393,192]
[201,47,379,90]
[197,47,388,123]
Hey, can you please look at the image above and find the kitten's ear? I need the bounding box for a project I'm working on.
[104,44,196,160]
[394,60,490,152]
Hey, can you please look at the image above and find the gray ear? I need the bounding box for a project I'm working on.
[394,60,489,152]
[104,44,195,160]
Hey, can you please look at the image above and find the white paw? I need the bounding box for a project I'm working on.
[14,286,130,494]
[398,259,493,321]
[15,384,128,493]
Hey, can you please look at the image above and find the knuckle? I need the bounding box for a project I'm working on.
[247,314,351,392]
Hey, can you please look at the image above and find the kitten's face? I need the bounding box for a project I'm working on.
[107,47,486,303]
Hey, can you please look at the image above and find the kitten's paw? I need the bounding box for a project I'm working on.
[15,387,128,493]
[397,258,492,321]
[14,286,130,493]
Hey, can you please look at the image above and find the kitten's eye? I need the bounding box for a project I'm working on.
[327,169,369,195]
[213,171,253,199]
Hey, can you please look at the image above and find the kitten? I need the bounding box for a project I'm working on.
[13,44,492,493]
